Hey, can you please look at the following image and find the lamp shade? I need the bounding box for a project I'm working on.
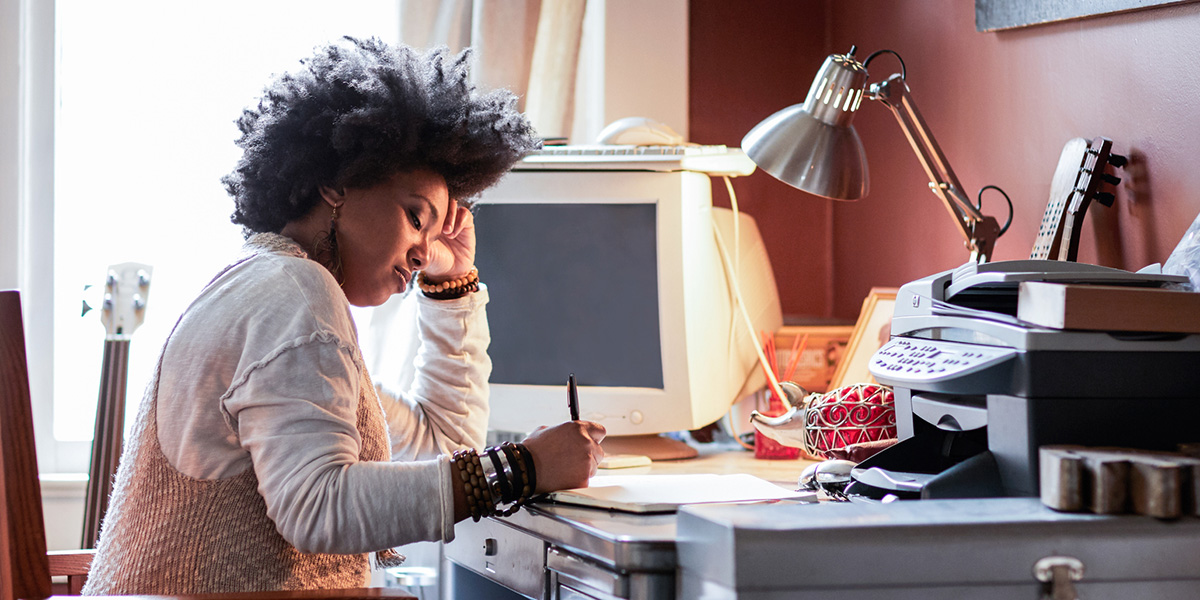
[742,49,870,200]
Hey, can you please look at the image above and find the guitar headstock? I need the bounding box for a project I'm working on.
[1067,137,1124,213]
[1030,136,1126,261]
[99,262,152,340]
[1057,137,1126,262]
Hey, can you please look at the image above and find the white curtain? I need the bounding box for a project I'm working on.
[399,0,587,140]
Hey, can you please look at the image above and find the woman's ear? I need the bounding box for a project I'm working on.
[318,186,346,207]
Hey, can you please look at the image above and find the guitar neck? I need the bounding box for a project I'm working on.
[81,262,151,548]
[1056,209,1086,262]
[81,338,130,549]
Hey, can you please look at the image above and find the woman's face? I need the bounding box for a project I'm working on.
[325,168,451,307]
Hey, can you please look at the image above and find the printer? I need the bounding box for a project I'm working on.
[850,259,1200,499]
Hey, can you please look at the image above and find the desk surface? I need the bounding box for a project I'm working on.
[612,443,816,486]
[476,446,818,572]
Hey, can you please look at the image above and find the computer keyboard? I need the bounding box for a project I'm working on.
[516,144,758,176]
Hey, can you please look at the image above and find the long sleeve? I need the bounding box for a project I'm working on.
[372,287,492,461]
[156,244,465,554]
[222,335,454,553]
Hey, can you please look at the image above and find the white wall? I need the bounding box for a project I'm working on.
[4,0,59,479]
[572,0,688,144]
[2,0,21,291]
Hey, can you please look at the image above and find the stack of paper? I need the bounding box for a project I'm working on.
[546,473,815,513]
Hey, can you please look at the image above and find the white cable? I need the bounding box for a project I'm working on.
[723,176,741,281]
[721,176,741,387]
[712,179,790,411]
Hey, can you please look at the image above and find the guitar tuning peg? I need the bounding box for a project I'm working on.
[1108,153,1128,168]
[1102,174,1122,186]
[1095,191,1116,207]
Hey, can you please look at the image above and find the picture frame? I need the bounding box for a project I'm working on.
[828,287,899,390]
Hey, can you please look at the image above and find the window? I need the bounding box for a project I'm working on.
[22,0,687,475]
[47,0,400,472]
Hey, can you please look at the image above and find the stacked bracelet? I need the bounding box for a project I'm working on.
[515,442,537,496]
[449,442,540,522]
[452,448,494,521]
[418,268,479,300]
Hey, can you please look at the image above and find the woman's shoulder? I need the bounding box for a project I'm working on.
[198,234,356,341]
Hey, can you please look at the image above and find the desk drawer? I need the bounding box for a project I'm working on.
[548,546,674,600]
[446,517,546,599]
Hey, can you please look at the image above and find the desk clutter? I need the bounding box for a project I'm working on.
[750,326,900,463]
[749,382,898,462]
[1040,445,1200,519]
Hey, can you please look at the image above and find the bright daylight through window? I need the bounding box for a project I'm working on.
[52,1,399,467]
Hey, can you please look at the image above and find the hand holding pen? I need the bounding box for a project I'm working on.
[515,372,606,489]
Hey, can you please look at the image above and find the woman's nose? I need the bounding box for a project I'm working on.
[409,237,431,269]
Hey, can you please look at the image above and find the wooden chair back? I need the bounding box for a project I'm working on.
[1,290,52,600]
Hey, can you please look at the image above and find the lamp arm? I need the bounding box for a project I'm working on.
[870,74,1000,263]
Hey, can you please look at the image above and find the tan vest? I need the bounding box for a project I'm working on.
[82,285,391,594]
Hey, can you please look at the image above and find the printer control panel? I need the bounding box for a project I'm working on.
[870,338,1016,385]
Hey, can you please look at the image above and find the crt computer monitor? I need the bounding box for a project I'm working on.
[473,167,782,459]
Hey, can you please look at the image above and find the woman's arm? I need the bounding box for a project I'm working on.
[225,337,457,553]
[377,287,492,460]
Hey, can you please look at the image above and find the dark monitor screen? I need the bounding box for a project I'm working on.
[473,201,662,389]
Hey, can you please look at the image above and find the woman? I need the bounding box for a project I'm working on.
[82,37,604,595]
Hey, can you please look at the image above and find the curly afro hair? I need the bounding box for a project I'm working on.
[223,37,540,235]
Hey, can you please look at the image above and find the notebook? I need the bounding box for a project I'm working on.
[545,473,816,513]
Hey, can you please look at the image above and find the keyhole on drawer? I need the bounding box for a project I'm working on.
[483,538,498,556]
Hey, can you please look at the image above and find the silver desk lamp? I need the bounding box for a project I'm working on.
[742,46,1008,263]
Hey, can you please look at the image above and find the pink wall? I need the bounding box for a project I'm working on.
[692,0,1200,320]
[689,0,833,318]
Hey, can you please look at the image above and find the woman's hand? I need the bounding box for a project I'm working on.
[521,421,607,493]
[424,201,476,281]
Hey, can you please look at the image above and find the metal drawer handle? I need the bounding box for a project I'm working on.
[1034,555,1084,600]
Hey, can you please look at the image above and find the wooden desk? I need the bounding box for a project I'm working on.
[444,445,817,600]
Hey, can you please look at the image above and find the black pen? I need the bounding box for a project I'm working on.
[568,373,580,421]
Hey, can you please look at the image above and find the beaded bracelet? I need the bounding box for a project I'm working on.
[451,442,541,521]
[471,451,495,516]
[452,448,493,522]
[418,268,479,300]
[424,280,478,300]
